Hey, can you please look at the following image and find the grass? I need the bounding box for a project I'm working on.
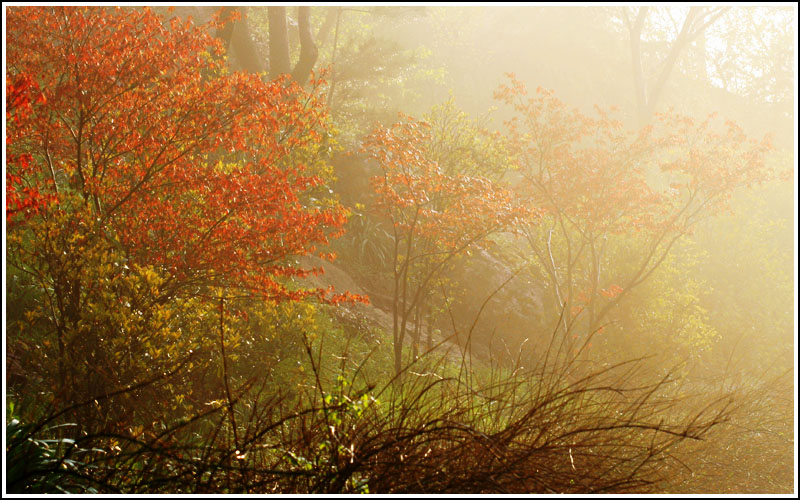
[7,302,791,493]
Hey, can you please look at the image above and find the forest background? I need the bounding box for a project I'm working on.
[4,4,797,494]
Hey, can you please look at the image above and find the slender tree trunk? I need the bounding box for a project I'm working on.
[426,303,434,351]
[327,8,343,107]
[644,7,701,123]
[627,7,649,127]
[412,301,421,360]
[392,228,403,381]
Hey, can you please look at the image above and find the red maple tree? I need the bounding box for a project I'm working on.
[495,74,774,336]
[363,114,529,376]
[6,6,364,304]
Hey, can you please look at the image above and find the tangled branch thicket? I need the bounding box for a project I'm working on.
[8,316,738,494]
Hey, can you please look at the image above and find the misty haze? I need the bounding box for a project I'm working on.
[4,4,796,494]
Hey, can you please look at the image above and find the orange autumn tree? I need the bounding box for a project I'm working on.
[363,115,528,378]
[495,74,774,341]
[6,6,356,302]
[7,74,53,220]
[5,6,362,419]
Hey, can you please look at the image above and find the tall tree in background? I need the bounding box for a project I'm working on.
[213,6,319,84]
[622,6,729,126]
[214,6,265,73]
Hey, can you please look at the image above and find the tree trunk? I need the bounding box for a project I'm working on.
[211,6,322,82]
[412,301,421,360]
[215,7,265,74]
[268,7,291,79]
[626,7,649,128]
[316,8,339,48]
[215,7,237,54]
[695,29,708,82]
[230,8,265,74]
[426,303,433,351]
[291,6,319,85]
[644,7,701,124]
[626,6,728,127]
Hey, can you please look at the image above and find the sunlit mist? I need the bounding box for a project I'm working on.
[4,4,795,494]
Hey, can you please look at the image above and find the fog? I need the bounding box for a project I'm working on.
[5,4,796,494]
